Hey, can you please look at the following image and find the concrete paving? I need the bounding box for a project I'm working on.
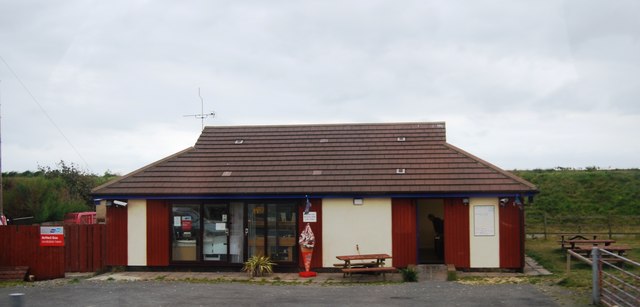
[1,276,560,307]
[1,258,562,306]
[86,256,550,284]
[88,270,405,283]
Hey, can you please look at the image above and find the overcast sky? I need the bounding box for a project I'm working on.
[1,0,639,175]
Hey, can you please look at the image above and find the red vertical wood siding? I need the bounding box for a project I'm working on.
[0,226,65,280]
[444,198,470,269]
[64,224,106,272]
[499,201,524,269]
[298,198,322,269]
[106,205,128,266]
[391,198,417,268]
[147,199,170,266]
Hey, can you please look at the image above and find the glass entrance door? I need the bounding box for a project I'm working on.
[247,202,298,263]
[247,203,265,258]
[203,204,229,261]
[228,202,244,264]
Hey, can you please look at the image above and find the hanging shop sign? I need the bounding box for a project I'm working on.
[303,211,317,223]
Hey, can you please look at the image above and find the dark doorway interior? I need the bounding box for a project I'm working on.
[417,199,445,264]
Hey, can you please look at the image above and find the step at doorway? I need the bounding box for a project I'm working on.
[413,264,448,282]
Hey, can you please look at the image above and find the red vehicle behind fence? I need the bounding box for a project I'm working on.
[64,212,96,224]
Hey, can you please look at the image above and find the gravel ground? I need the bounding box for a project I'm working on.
[0,278,563,307]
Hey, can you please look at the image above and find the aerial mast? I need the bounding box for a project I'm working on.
[183,88,215,131]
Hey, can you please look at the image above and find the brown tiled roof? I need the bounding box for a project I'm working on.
[92,122,537,197]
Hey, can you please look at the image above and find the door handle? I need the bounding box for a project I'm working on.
[244,228,249,236]
[225,229,229,236]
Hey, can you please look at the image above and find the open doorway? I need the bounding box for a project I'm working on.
[417,199,444,264]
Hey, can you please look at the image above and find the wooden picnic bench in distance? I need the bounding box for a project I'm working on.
[557,234,599,249]
[573,245,632,257]
[565,239,616,250]
[336,254,397,280]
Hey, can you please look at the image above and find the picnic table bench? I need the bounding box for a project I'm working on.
[573,245,632,257]
[572,245,633,264]
[557,234,616,250]
[563,239,616,250]
[0,266,29,281]
[336,254,396,280]
[557,234,600,249]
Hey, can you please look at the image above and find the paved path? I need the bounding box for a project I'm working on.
[1,277,559,307]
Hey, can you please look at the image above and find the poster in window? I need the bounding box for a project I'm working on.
[181,216,193,231]
[474,205,495,236]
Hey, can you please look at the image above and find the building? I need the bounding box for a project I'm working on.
[92,122,537,271]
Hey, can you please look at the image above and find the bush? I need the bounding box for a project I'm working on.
[242,256,276,277]
[400,267,418,282]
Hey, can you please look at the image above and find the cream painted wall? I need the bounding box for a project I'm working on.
[469,197,500,268]
[322,198,393,267]
[127,199,147,266]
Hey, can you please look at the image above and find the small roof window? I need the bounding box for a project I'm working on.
[221,171,232,177]
[319,138,329,143]
[397,137,406,142]
[396,168,406,174]
[312,170,322,175]
[234,139,244,144]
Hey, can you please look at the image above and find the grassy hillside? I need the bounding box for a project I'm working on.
[512,168,640,215]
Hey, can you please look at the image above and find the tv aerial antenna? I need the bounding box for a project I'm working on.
[184,87,215,131]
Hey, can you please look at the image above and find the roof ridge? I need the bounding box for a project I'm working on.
[443,143,538,191]
[201,121,446,130]
[91,147,195,194]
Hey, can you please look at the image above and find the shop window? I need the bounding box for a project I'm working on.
[171,204,200,261]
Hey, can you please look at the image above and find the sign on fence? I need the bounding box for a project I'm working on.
[40,226,64,246]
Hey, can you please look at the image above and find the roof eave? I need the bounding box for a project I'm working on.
[91,147,195,194]
[443,143,538,192]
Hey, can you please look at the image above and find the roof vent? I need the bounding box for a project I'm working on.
[234,139,244,144]
[221,171,232,177]
[312,170,322,175]
[397,137,406,142]
[396,168,406,174]
[319,138,329,143]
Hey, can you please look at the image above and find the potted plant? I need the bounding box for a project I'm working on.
[242,255,276,277]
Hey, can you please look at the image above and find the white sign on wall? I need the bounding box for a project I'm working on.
[303,211,317,222]
[473,205,495,236]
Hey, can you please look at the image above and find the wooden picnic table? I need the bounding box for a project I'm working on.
[564,239,616,250]
[335,254,396,279]
[558,234,600,249]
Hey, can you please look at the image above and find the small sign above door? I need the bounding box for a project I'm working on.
[303,211,317,222]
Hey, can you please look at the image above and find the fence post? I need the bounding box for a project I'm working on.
[566,251,571,273]
[591,247,600,305]
[607,215,612,239]
[543,212,548,240]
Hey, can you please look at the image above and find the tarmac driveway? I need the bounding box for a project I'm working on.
[1,279,560,307]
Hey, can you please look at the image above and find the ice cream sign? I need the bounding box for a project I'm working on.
[40,226,65,247]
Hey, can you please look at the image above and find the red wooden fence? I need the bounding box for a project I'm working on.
[0,225,65,280]
[0,224,106,280]
[65,224,106,272]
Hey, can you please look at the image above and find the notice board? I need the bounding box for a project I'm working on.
[473,205,495,236]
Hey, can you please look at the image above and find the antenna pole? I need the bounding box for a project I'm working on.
[183,87,216,131]
[199,88,204,130]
